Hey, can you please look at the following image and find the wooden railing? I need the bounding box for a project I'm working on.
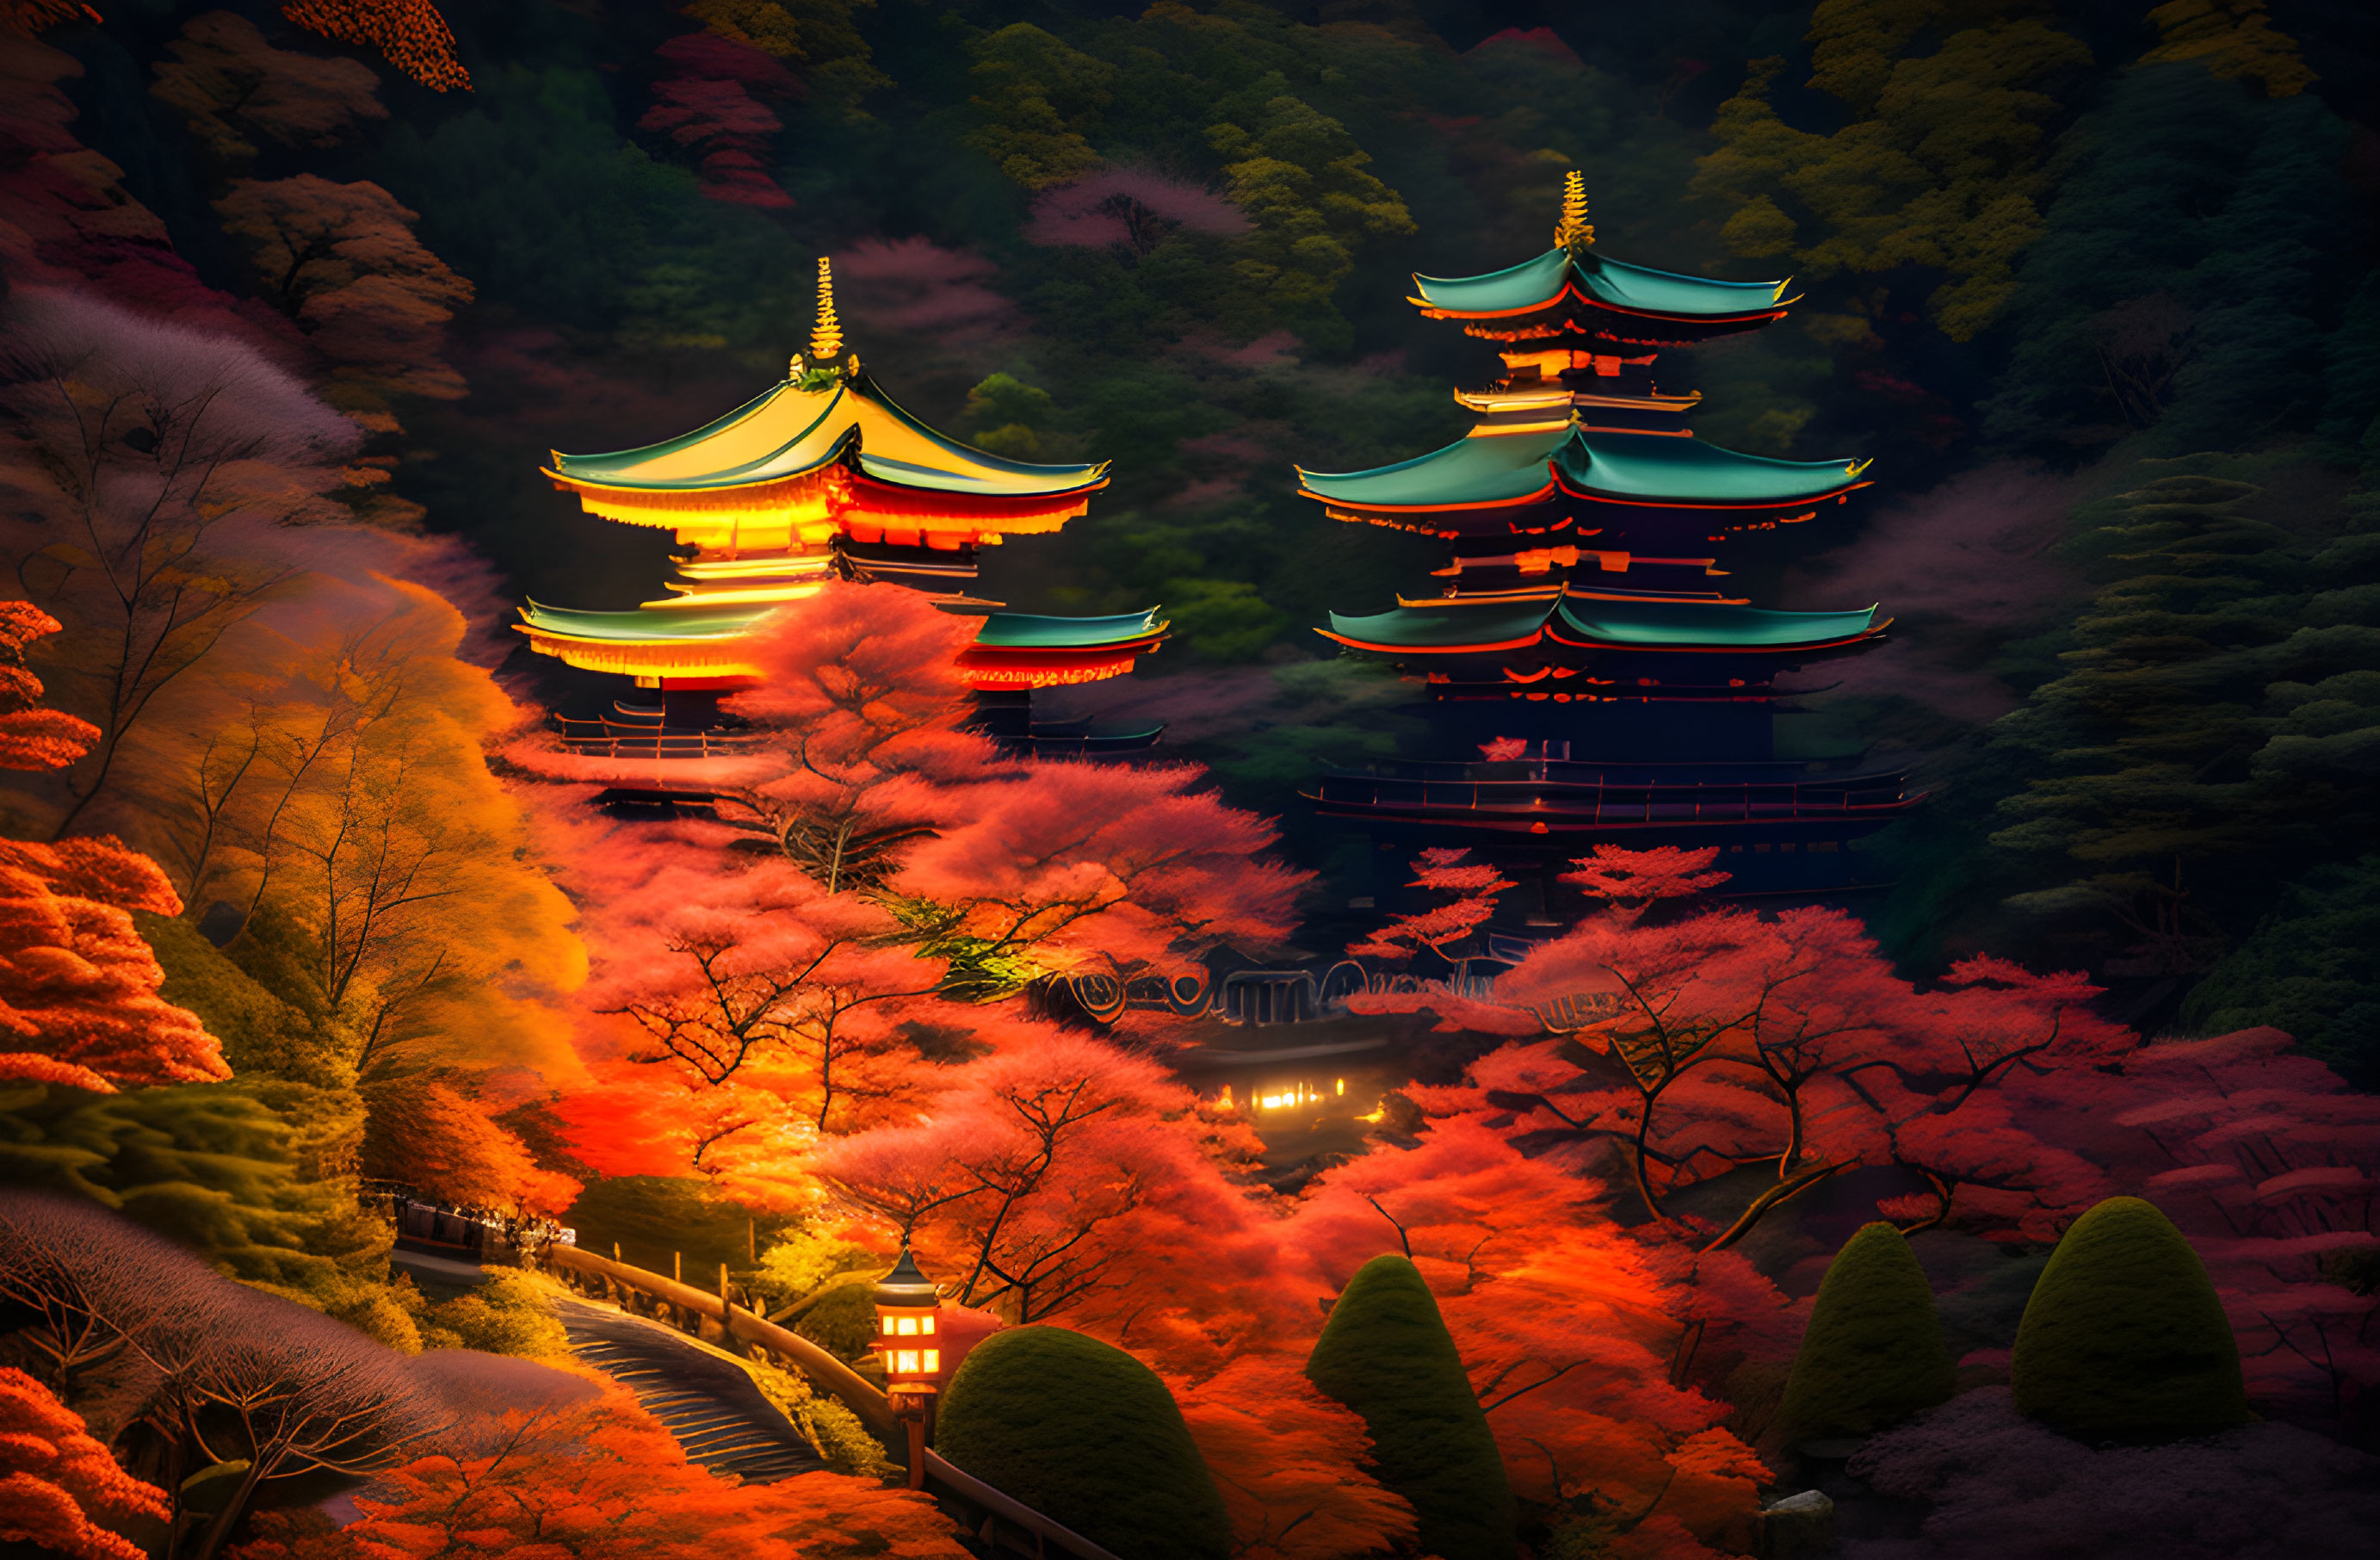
[538,1245,1124,1560]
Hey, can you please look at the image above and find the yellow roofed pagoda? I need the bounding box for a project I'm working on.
[519,259,1168,756]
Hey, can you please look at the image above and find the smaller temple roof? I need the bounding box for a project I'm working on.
[1550,597,1881,649]
[1319,591,1883,655]
[968,609,1170,648]
[1411,249,1790,322]
[1298,424,1870,514]
[516,598,1170,690]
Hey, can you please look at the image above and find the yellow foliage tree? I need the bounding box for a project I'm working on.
[2142,0,2315,98]
[1693,0,2092,341]
[214,175,474,409]
[965,23,1113,189]
[127,577,584,1086]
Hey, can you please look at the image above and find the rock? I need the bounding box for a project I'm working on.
[1758,1489,1838,1559]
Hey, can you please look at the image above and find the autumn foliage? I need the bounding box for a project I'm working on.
[237,1381,968,1560]
[0,603,98,771]
[0,1367,170,1560]
[0,600,222,1092]
[281,0,469,93]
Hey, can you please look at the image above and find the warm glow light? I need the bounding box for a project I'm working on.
[923,1350,939,1373]
[921,1315,935,1334]
[895,1349,919,1375]
[896,1316,918,1335]
[1336,1078,1345,1095]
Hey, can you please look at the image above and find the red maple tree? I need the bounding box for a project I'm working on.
[1346,847,1514,963]
[0,1367,170,1560]
[0,605,223,1090]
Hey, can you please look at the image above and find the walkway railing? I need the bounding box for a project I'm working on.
[536,1244,1125,1560]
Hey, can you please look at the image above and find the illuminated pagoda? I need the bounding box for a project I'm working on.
[1300,175,1917,903]
[519,258,1168,756]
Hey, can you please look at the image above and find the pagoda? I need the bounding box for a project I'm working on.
[519,258,1167,757]
[1299,176,1918,906]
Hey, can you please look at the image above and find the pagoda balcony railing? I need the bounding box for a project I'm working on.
[551,715,760,760]
[1344,754,1902,785]
[1307,772,1915,827]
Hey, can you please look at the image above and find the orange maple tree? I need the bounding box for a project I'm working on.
[1169,1356,1418,1560]
[281,0,468,92]
[0,1366,170,1560]
[0,604,224,1091]
[0,604,99,772]
[359,1076,582,1216]
[233,1381,967,1560]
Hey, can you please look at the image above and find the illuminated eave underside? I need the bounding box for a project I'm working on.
[516,604,1170,690]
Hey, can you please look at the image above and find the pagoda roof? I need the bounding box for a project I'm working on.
[1319,591,1884,655]
[1298,424,1870,514]
[1411,249,1790,322]
[968,609,1169,648]
[547,372,1107,499]
[516,598,1168,688]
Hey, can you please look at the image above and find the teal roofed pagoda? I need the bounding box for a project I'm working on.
[1300,174,1917,905]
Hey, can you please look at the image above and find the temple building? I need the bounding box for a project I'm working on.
[1299,175,1918,906]
[520,258,1165,757]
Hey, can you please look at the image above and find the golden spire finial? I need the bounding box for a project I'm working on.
[809,256,843,363]
[1554,171,1593,251]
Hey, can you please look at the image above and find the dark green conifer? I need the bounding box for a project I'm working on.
[1774,1222,1955,1445]
[1303,1254,1514,1560]
[2012,1197,2249,1439]
[935,1325,1229,1560]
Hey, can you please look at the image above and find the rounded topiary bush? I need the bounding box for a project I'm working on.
[1305,1254,1514,1560]
[1775,1222,1954,1445]
[2012,1196,2248,1440]
[935,1325,1230,1560]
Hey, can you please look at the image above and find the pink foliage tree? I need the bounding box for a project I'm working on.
[640,34,800,210]
[1023,167,1252,255]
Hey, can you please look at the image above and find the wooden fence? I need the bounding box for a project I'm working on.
[537,1244,1126,1560]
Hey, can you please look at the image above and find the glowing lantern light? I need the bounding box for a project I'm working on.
[871,1241,942,1489]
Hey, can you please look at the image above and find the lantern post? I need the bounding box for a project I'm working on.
[870,1241,943,1489]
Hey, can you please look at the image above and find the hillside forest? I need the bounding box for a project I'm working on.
[0,3,2377,1560]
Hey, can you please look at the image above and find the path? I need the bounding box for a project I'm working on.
[555,1297,828,1483]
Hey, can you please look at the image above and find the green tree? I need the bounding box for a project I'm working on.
[1774,1223,1954,1445]
[2011,1196,2248,1440]
[1693,1,2093,342]
[1985,463,2380,959]
[1210,96,1414,347]
[2181,855,2380,1086]
[966,24,1115,189]
[1304,1254,1514,1560]
[937,1326,1230,1560]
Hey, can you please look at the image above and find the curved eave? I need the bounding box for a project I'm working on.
[1415,284,1790,327]
[516,602,769,643]
[971,610,1171,649]
[1409,250,1788,323]
[1542,622,1890,653]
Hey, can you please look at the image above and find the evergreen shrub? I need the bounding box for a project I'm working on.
[1774,1222,1954,1445]
[2012,1197,2249,1439]
[1304,1254,1515,1560]
[936,1325,1230,1560]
